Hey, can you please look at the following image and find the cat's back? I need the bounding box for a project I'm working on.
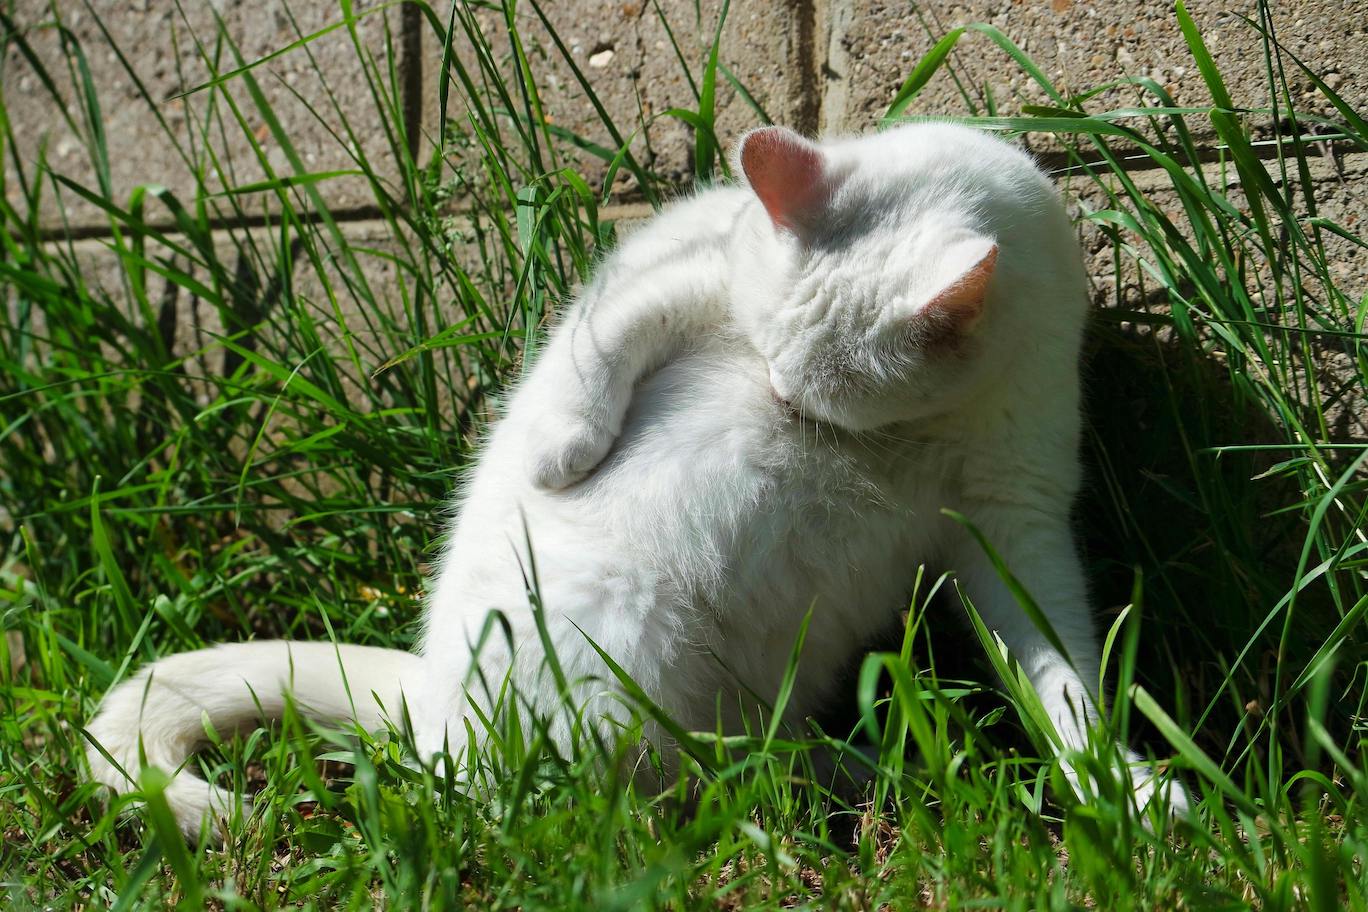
[833,122,1058,208]
[827,123,1079,279]
[599,184,752,274]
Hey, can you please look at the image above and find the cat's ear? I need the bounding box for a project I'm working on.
[738,127,835,234]
[919,240,998,330]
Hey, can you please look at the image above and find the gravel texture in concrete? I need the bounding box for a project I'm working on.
[425,0,811,195]
[825,0,1367,151]
[3,0,410,229]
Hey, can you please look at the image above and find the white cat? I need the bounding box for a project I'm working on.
[85,123,1187,839]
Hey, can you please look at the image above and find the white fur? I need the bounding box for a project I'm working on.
[85,641,420,835]
[85,123,1186,839]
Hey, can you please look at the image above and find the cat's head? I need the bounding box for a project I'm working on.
[729,125,1011,431]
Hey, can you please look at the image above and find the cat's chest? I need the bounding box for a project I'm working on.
[606,349,956,609]
[726,428,950,601]
[681,411,954,703]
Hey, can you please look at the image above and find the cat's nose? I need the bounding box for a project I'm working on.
[771,388,795,411]
[768,368,796,412]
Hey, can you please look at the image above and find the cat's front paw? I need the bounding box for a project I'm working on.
[1129,761,1192,825]
[527,415,618,490]
[1062,752,1192,829]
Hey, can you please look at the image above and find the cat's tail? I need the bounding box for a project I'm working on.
[84,640,421,841]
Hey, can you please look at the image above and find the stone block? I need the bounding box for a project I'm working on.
[2,0,411,230]
[1075,150,1365,303]
[424,0,813,197]
[824,0,1367,150]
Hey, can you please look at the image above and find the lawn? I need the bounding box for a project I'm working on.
[1,1,1365,908]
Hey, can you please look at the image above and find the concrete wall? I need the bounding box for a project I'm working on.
[4,1,1365,318]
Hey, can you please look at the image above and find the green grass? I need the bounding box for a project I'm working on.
[2,0,1366,908]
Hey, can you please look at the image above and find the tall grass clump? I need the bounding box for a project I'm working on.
[1,0,1365,908]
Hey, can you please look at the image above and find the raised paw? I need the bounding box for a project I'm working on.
[527,415,618,490]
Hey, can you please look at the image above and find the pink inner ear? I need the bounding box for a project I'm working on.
[740,127,829,232]
[924,245,998,327]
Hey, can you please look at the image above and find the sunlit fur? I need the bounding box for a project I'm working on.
[728,126,1049,430]
[85,123,1186,839]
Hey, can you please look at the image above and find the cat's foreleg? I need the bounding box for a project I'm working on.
[947,509,1190,819]
[948,511,1103,749]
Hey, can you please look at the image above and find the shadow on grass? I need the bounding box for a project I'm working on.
[1081,312,1358,766]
